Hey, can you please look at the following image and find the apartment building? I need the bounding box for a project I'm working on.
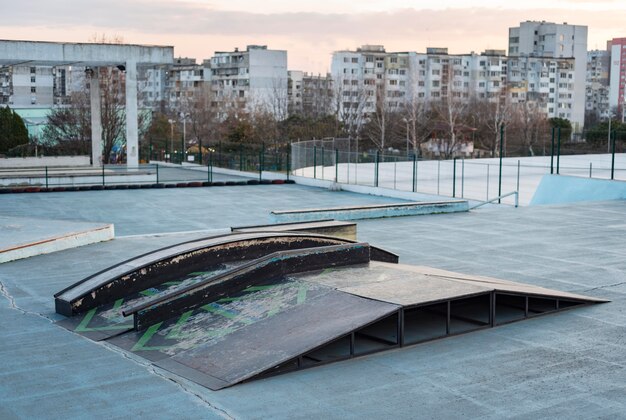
[508,20,587,130]
[209,45,288,119]
[0,66,54,107]
[287,70,303,115]
[586,49,610,121]
[330,46,508,120]
[608,38,626,120]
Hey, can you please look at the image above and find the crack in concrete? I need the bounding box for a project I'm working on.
[0,280,55,322]
[100,341,236,419]
[579,281,626,293]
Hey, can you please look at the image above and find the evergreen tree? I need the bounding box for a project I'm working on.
[0,106,29,154]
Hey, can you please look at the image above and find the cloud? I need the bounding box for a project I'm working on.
[2,1,625,72]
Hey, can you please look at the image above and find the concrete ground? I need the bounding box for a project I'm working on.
[0,184,625,419]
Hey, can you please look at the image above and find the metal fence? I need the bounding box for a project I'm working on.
[291,137,626,206]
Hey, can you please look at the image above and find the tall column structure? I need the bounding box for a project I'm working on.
[89,68,102,166]
[125,61,139,167]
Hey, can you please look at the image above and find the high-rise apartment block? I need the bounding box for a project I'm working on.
[608,38,626,119]
[288,71,333,118]
[508,21,587,130]
[586,49,610,121]
[208,45,288,119]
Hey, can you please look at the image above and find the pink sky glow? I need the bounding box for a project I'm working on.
[2,0,625,73]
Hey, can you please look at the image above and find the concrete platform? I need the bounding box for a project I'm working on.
[0,185,625,419]
[0,216,113,263]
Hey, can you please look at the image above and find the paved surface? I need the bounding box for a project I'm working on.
[157,166,250,184]
[1,184,625,419]
[0,185,405,236]
[0,216,110,251]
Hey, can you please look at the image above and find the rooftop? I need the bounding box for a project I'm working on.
[1,183,625,418]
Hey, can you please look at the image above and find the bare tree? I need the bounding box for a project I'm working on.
[41,91,91,155]
[431,89,469,159]
[97,67,126,162]
[332,75,368,144]
[404,70,432,156]
[474,89,512,157]
[509,100,549,156]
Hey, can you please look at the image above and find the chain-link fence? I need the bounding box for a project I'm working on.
[291,135,626,206]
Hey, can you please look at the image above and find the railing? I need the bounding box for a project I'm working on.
[470,191,519,210]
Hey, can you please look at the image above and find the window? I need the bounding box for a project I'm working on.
[432,81,440,87]
[31,76,36,83]
[31,87,36,93]
[432,69,440,76]
[351,57,359,63]
[30,67,36,74]
[366,56,374,63]
[389,79,398,85]
[376,62,383,68]
[390,57,398,63]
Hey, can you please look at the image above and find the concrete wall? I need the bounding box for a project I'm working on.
[530,174,626,205]
[0,156,90,168]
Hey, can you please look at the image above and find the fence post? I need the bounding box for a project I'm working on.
[375,150,380,187]
[412,154,417,193]
[394,160,397,190]
[102,164,105,186]
[556,127,561,175]
[486,164,490,201]
[259,151,263,182]
[197,138,202,166]
[208,153,213,183]
[335,149,339,183]
[611,129,616,180]
[517,160,520,198]
[452,157,457,198]
[550,127,555,174]
[239,145,243,171]
[437,160,440,195]
[321,147,325,180]
[156,164,159,184]
[45,166,49,189]
[287,148,291,181]
[313,146,317,179]
[498,124,504,203]
[589,162,592,178]
[461,158,465,198]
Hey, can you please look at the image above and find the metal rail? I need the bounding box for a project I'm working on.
[470,191,519,209]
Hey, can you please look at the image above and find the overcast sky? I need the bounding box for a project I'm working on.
[3,0,625,73]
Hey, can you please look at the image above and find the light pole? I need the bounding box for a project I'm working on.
[402,117,411,156]
[180,112,190,162]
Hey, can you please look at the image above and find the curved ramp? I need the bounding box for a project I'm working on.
[54,232,605,390]
[55,231,398,317]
